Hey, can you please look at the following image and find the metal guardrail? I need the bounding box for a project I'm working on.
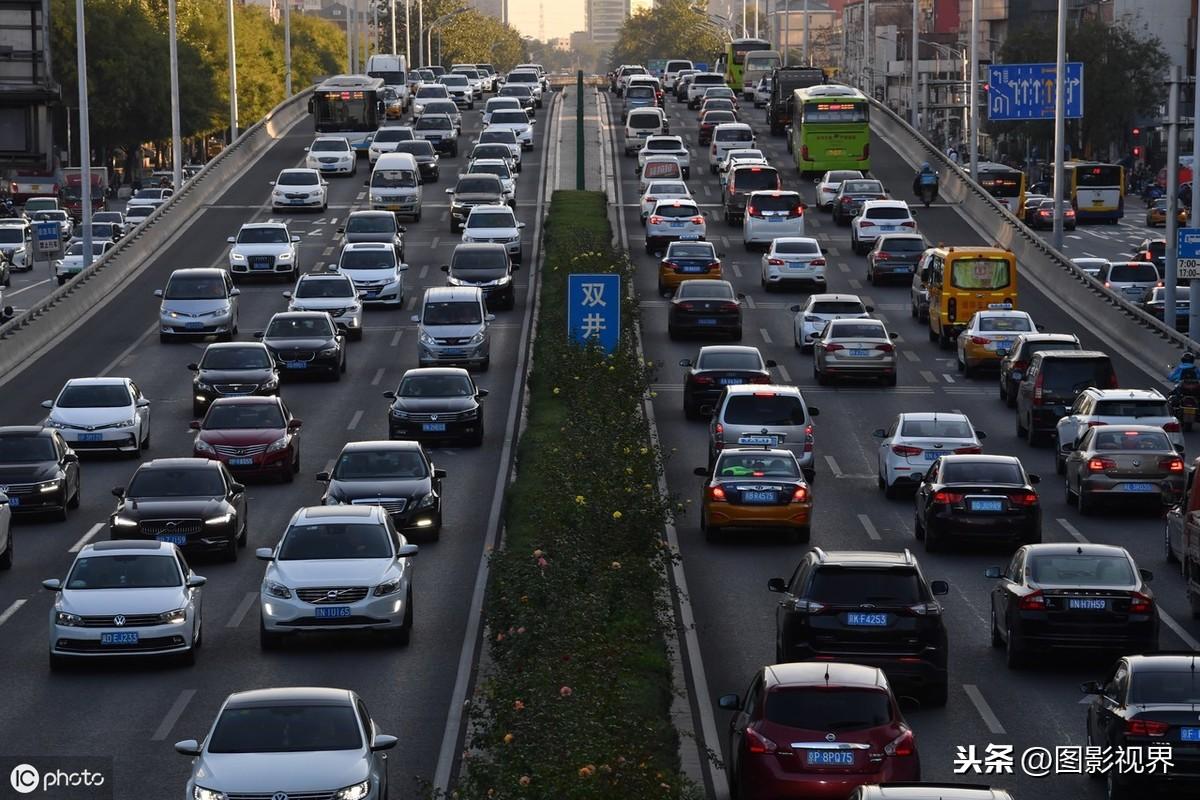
[0,87,315,377]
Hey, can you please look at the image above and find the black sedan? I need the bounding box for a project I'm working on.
[831,180,887,225]
[109,458,247,561]
[384,367,487,446]
[679,345,774,420]
[187,342,280,417]
[914,454,1042,551]
[1141,286,1191,332]
[0,426,80,520]
[667,279,743,340]
[255,311,346,380]
[443,243,515,310]
[393,139,441,183]
[319,440,446,538]
[866,233,926,285]
[988,543,1157,670]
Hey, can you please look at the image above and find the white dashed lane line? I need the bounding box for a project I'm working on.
[226,591,258,628]
[0,599,26,628]
[963,684,1007,735]
[857,513,882,540]
[370,368,385,386]
[347,409,364,430]
[68,522,105,553]
[759,327,772,344]
[151,689,197,741]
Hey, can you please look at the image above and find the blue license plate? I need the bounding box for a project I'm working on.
[680,265,706,273]
[79,433,102,442]
[923,450,940,461]
[741,491,777,504]
[443,349,465,356]
[806,750,855,766]
[680,233,700,240]
[1123,483,1156,493]
[1010,371,1023,381]
[1181,728,1200,741]
[848,349,869,357]
[1068,598,1107,610]
[696,318,717,325]
[846,612,890,626]
[881,225,897,232]
[229,457,253,466]
[252,263,272,270]
[422,422,447,432]
[365,291,381,298]
[7,497,18,507]
[427,135,441,141]
[970,498,1004,512]
[670,221,685,228]
[738,435,779,446]
[100,632,139,645]
[285,360,307,369]
[156,533,187,545]
[185,322,205,329]
[768,216,784,223]
[719,378,743,386]
[315,606,352,619]
[289,199,306,205]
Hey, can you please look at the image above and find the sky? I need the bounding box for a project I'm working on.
[506,0,586,41]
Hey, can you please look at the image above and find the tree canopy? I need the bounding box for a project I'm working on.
[371,0,527,72]
[609,0,726,70]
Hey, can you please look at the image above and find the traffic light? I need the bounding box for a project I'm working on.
[1133,146,1143,158]
[1132,127,1141,137]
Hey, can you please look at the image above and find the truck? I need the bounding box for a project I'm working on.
[766,66,826,136]
[61,167,109,220]
[8,173,60,207]
[366,54,409,111]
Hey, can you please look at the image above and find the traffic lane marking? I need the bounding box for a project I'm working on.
[151,689,197,741]
[226,591,258,628]
[0,599,26,627]
[68,523,105,553]
[962,683,1007,735]
[857,513,881,540]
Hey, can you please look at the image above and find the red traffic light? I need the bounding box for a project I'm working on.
[1132,127,1141,137]
[1133,146,1143,157]
[982,83,990,92]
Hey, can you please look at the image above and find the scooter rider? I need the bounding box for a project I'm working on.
[1169,352,1200,384]
[913,163,939,198]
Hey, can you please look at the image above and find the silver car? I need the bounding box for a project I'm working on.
[0,220,31,271]
[413,286,494,370]
[815,169,865,210]
[227,222,301,279]
[176,687,398,800]
[1097,260,1161,303]
[791,293,874,351]
[461,204,525,262]
[155,268,240,341]
[812,317,898,386]
[43,540,205,669]
[708,384,820,480]
[284,273,364,340]
[873,412,985,497]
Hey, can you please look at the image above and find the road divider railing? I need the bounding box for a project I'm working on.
[0,87,315,378]
[869,98,1190,373]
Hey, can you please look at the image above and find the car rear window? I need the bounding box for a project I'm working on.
[808,567,924,605]
[827,322,886,339]
[732,169,780,192]
[703,112,736,124]
[753,194,800,212]
[764,688,892,731]
[1093,400,1170,418]
[1022,340,1079,358]
[979,316,1033,332]
[647,139,682,151]
[939,461,1024,484]
[843,181,883,194]
[1027,554,1135,587]
[723,395,806,425]
[776,240,819,255]
[697,351,762,370]
[880,237,925,252]
[1109,263,1159,282]
[655,204,698,218]
[1040,358,1113,392]
[1130,671,1200,704]
[694,75,725,86]
[676,282,734,300]
[864,207,910,220]
[1091,429,1172,451]
[628,113,662,129]
[371,128,411,142]
[900,418,973,438]
[628,87,655,98]
[810,301,865,314]
[667,243,715,259]
[643,161,682,179]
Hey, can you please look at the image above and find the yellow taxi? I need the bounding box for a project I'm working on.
[1146,198,1189,228]
[925,246,1019,348]
[383,90,405,120]
[955,309,1040,377]
[695,446,813,542]
[658,240,723,295]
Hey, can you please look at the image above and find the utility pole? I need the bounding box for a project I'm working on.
[75,0,93,270]
[1051,0,1066,251]
[783,0,790,66]
[802,0,809,65]
[405,0,411,64]
[228,0,238,143]
[1191,10,1200,341]
[968,0,979,177]
[168,0,182,191]
[862,0,870,93]
[1165,66,1182,331]
[910,0,918,129]
[346,0,354,71]
[390,0,397,54]
[418,0,424,66]
[284,0,292,97]
[373,0,379,59]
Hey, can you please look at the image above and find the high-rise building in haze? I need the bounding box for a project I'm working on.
[586,0,629,45]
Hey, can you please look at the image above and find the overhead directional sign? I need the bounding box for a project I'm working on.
[1179,227,1200,280]
[567,273,620,354]
[987,62,1083,121]
[694,62,708,73]
[35,221,59,253]
[647,59,667,77]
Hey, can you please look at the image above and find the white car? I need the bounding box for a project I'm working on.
[850,199,916,255]
[639,179,692,224]
[709,123,756,172]
[332,242,408,306]
[41,376,151,455]
[271,168,327,211]
[874,412,985,497]
[1071,257,1109,278]
[743,190,805,250]
[32,209,74,240]
[54,239,114,284]
[257,505,418,646]
[304,135,356,175]
[476,128,522,169]
[754,76,771,107]
[791,293,874,351]
[439,73,476,107]
[718,148,768,189]
[638,135,691,179]
[1055,389,1184,472]
[44,540,204,668]
[412,83,451,116]
[126,187,173,210]
[124,205,153,226]
[284,273,364,340]
[645,198,705,254]
[486,109,534,150]
[482,96,523,125]
[0,220,31,271]
[815,169,865,210]
[465,158,517,206]
[462,204,525,262]
[227,222,300,278]
[368,126,414,165]
[761,237,826,292]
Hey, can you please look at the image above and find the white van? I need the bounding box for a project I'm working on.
[412,286,495,371]
[663,59,694,91]
[369,152,423,221]
[624,107,669,155]
[366,54,409,109]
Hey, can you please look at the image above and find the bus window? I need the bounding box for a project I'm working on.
[951,258,1011,290]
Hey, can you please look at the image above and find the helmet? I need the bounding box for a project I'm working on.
[1183,352,1196,364]
[920,162,932,171]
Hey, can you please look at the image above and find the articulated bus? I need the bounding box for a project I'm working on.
[741,49,782,99]
[1065,162,1125,223]
[723,38,772,94]
[789,85,870,175]
[310,75,386,154]
[971,161,1026,215]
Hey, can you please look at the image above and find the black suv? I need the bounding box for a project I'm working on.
[188,342,280,417]
[109,458,247,561]
[442,243,515,310]
[337,210,406,260]
[996,333,1081,407]
[318,440,447,539]
[0,426,80,520]
[256,311,346,381]
[445,174,505,233]
[1014,350,1117,446]
[769,548,950,705]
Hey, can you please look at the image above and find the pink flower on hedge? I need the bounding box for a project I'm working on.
[513,700,525,711]
[537,557,549,569]
[559,685,573,698]
[518,775,531,787]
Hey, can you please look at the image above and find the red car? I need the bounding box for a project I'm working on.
[719,662,920,800]
[190,396,301,482]
[699,110,737,146]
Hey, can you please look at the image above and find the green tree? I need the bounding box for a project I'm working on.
[371,0,527,71]
[609,0,725,70]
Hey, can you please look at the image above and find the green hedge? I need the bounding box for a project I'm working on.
[458,191,696,799]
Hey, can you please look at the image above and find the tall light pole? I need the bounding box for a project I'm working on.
[346,1,354,71]
[968,0,979,177]
[75,0,93,270]
[284,0,292,97]
[418,0,424,66]
[227,0,238,143]
[862,0,870,94]
[910,0,918,130]
[1050,0,1067,251]
[802,0,809,65]
[405,0,411,64]
[1191,11,1200,340]
[390,0,397,54]
[168,0,182,191]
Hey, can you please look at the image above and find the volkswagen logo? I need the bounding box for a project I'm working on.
[825,733,836,742]
[272,794,289,800]
[1132,459,1141,467]
[113,615,126,627]
[431,415,439,421]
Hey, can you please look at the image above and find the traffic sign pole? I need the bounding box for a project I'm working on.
[1051,0,1067,252]
[1166,66,1182,332]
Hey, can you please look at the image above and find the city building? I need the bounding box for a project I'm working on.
[586,0,629,45]
[769,0,839,66]
[471,0,510,24]
[0,0,58,173]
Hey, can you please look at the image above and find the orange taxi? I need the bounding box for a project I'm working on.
[658,240,723,295]
[696,446,813,543]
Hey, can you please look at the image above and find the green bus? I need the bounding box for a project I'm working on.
[722,38,772,95]
[788,85,871,176]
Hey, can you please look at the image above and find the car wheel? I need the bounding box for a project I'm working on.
[1005,623,1026,668]
[813,361,827,386]
[159,332,171,343]
[1055,453,1065,475]
[791,525,811,544]
[701,513,719,543]
[48,651,69,672]
[990,607,1003,648]
[923,521,940,552]
[259,617,284,650]
[1078,489,1095,516]
[1015,411,1028,439]
[192,402,205,418]
[238,516,247,547]
[1167,524,1180,564]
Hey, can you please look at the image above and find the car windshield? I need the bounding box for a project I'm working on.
[492,111,528,125]
[279,523,393,560]
[56,384,130,408]
[127,207,151,218]
[266,317,334,338]
[133,190,164,199]
[950,258,1012,290]
[667,243,715,259]
[417,86,448,97]
[697,351,761,371]
[810,301,865,315]
[277,172,317,186]
[0,229,23,243]
[481,130,517,144]
[1091,429,1172,451]
[456,178,500,194]
[311,139,349,152]
[373,128,413,143]
[1093,400,1169,418]
[347,216,396,234]
[127,467,225,498]
[202,347,272,370]
[881,237,925,252]
[165,276,226,300]
[65,554,181,590]
[940,461,1025,484]
[1110,263,1159,282]
[0,436,55,462]
[723,395,806,425]
[843,181,883,194]
[501,86,531,97]
[775,240,819,255]
[371,169,417,189]
[340,249,396,269]
[204,403,285,430]
[207,705,363,754]
[809,566,924,604]
[978,316,1033,332]
[398,373,475,396]
[453,250,508,271]
[828,322,886,339]
[425,102,457,114]
[1028,554,1135,586]
[1130,672,1200,705]
[396,141,435,156]
[414,116,451,130]
[716,453,798,478]
[765,688,892,731]
[296,278,355,299]
[441,76,467,86]
[423,300,482,325]
[1041,359,1112,392]
[467,212,515,229]
[900,418,973,438]
[677,282,734,300]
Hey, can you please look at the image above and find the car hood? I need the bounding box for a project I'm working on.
[60,586,187,616]
[0,462,60,483]
[393,396,478,413]
[488,122,530,133]
[118,497,230,520]
[192,750,369,794]
[197,367,277,384]
[48,407,133,427]
[270,558,395,586]
[162,299,231,314]
[328,477,431,501]
[197,428,285,446]
[264,336,337,351]
[289,298,360,312]
[453,192,504,204]
[340,267,400,284]
[463,226,519,239]
[449,268,509,284]
[422,324,484,338]
[0,243,25,253]
[232,243,292,256]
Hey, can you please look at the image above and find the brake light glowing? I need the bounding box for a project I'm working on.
[821,343,845,352]
[892,444,922,457]
[875,252,890,261]
[932,490,964,504]
[1088,457,1117,472]
[792,486,809,502]
[691,215,705,224]
[747,205,759,217]
[970,336,990,345]
[710,486,727,501]
[884,729,915,757]
[811,259,826,266]
[1125,719,1169,736]
[1129,592,1154,614]
[800,145,810,161]
[648,215,664,224]
[876,343,895,353]
[768,257,785,265]
[1160,456,1185,473]
[953,446,982,454]
[1018,590,1045,610]
[1007,491,1039,507]
[1164,421,1181,433]
[745,727,778,754]
[1033,373,1044,404]
[804,424,814,453]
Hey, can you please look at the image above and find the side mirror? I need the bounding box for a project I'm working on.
[789,304,801,312]
[364,180,371,187]
[111,487,125,498]
[226,236,236,243]
[1139,568,1154,582]
[433,468,448,479]
[717,693,741,711]
[42,579,62,591]
[291,235,301,243]
[186,575,207,588]
[476,389,489,398]
[153,289,164,298]
[230,482,245,494]
[1080,680,1103,696]
[864,305,875,312]
[371,734,399,752]
[282,292,292,300]
[63,452,79,463]
[693,466,710,477]
[188,421,201,431]
[187,363,199,371]
[485,313,496,322]
[383,390,397,400]
[1036,324,1046,332]
[336,227,345,234]
[872,428,887,438]
[679,358,693,367]
[316,471,331,482]
[41,400,53,409]
[445,188,454,194]
[287,420,303,432]
[411,314,420,323]
[1052,405,1068,417]
[174,739,202,757]
[1027,473,1041,485]
[767,577,787,593]
[136,398,151,408]
[518,221,527,228]
[255,547,274,561]
[397,543,419,558]
[996,349,1009,358]
[440,265,450,272]
[807,407,820,417]
[984,566,1003,579]
[930,580,950,596]
[230,288,241,297]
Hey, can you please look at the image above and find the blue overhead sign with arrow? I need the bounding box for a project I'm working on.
[987,62,1083,121]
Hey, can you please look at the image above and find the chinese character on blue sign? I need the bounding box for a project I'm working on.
[35,221,60,253]
[567,273,620,354]
[694,62,708,74]
[987,62,1083,121]
[1179,228,1200,259]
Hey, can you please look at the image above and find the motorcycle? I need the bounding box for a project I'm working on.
[1169,378,1200,432]
[919,183,938,207]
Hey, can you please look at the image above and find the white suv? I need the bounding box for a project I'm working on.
[461,204,525,263]
[790,293,875,351]
[227,222,300,278]
[850,199,916,255]
[1055,388,1183,473]
[638,135,690,178]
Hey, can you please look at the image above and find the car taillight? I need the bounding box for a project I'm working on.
[811,259,826,267]
[648,215,664,224]
[1128,592,1154,614]
[892,444,922,457]
[800,145,810,160]
[1018,590,1045,610]
[953,446,982,454]
[692,375,713,384]
[691,215,705,224]
[1108,373,1120,389]
[1010,360,1027,371]
[1088,457,1117,472]
[884,729,915,757]
[901,220,916,228]
[791,486,809,502]
[714,423,723,439]
[789,205,803,218]
[707,261,720,272]
[750,374,770,383]
[1008,491,1039,507]
[804,424,814,453]
[644,196,656,204]
[719,302,739,312]
[932,490,964,504]
[677,301,695,310]
[768,257,785,265]
[1126,719,1169,737]
[876,343,895,352]
[1033,373,1044,404]
[970,336,990,345]
[709,486,727,502]
[821,343,845,352]
[747,205,759,217]
[875,252,890,261]
[1164,421,1182,433]
[1160,456,1185,473]
[860,219,876,227]
[745,727,778,754]
[840,197,852,205]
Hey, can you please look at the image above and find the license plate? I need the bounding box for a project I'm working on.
[79,433,102,442]
[806,750,854,766]
[846,612,889,626]
[1123,483,1156,493]
[1010,371,1023,380]
[671,221,685,228]
[289,199,305,205]
[696,318,717,325]
[185,322,205,329]
[881,225,897,232]
[1068,598,1107,610]
[443,349,465,356]
[100,632,139,645]
[365,290,381,298]
[719,378,743,385]
[252,263,272,271]
[315,606,352,619]
[680,265,706,273]
[741,491,777,504]
[422,422,447,432]
[229,457,253,466]
[923,450,940,461]
[8,497,18,507]
[285,360,307,369]
[680,233,700,240]
[826,148,845,157]
[738,435,779,446]
[1182,728,1200,741]
[156,533,187,545]
[970,498,1004,512]
[848,348,869,357]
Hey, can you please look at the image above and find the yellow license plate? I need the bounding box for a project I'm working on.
[826,149,845,157]
[1091,199,1104,205]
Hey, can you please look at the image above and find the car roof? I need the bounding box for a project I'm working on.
[454,242,508,253]
[1082,388,1164,400]
[204,341,270,351]
[208,396,281,407]
[763,662,888,690]
[138,457,221,470]
[63,376,130,387]
[423,286,483,301]
[938,454,1022,465]
[898,411,969,422]
[278,168,319,176]
[224,687,353,708]
[340,439,425,454]
[1125,653,1200,671]
[342,241,393,250]
[347,210,396,219]
[1014,333,1078,343]
[719,446,797,459]
[973,310,1031,319]
[1023,542,1131,559]
[877,233,924,242]
[169,267,226,279]
[698,345,762,357]
[862,199,910,209]
[293,504,380,522]
[239,222,288,230]
[861,786,1013,800]
[270,310,333,320]
[83,539,175,555]
[467,204,514,214]
[808,293,864,303]
[723,383,802,397]
[813,549,919,567]
[0,425,53,437]
[1031,350,1110,361]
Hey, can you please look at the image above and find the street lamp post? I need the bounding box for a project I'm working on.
[284,0,292,97]
[418,0,424,66]
[1051,0,1066,251]
[75,0,93,270]
[168,0,182,191]
[227,0,238,143]
[428,11,465,68]
[862,0,870,94]
[910,0,918,130]
[968,0,979,177]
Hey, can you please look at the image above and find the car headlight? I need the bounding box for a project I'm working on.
[278,250,294,262]
[229,252,245,262]
[419,331,437,347]
[372,195,385,204]
[204,513,233,526]
[260,377,279,391]
[193,787,226,800]
[194,438,216,455]
[417,491,438,509]
[263,579,292,599]
[111,515,138,528]
[55,611,82,627]
[335,780,371,800]
[160,607,188,625]
[266,435,289,453]
[373,577,403,597]
[390,406,410,419]
[118,417,136,428]
[38,479,62,493]
[468,331,486,345]
[804,315,823,323]
[195,381,214,392]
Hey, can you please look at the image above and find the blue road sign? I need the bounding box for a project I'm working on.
[987,62,1083,121]
[647,59,667,76]
[694,62,709,73]
[35,221,59,253]
[567,273,620,354]
[1178,227,1200,280]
